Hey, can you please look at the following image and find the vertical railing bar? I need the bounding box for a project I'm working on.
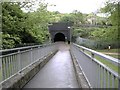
[95,61,97,88]
[23,52,25,66]
[6,57,9,78]
[110,73,112,88]
[39,46,41,59]
[2,58,6,80]
[44,47,46,56]
[9,56,11,76]
[5,57,8,78]
[91,52,96,87]
[102,67,104,88]
[39,47,41,60]
[0,57,3,81]
[104,68,106,88]
[14,55,16,74]
[112,75,115,88]
[22,53,24,69]
[4,57,7,79]
[23,52,26,69]
[100,65,102,88]
[108,71,110,88]
[12,54,16,74]
[97,64,100,88]
[115,77,118,88]
[37,46,40,60]
[35,48,38,61]
[15,55,18,73]
[17,50,21,71]
[14,55,16,73]
[21,52,23,70]
[10,56,13,75]
[101,66,103,88]
[28,51,31,65]
[8,57,11,77]
[30,48,33,63]
[10,56,13,76]
[118,78,120,90]
[12,55,14,75]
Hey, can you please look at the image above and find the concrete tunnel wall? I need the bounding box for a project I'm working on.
[48,23,72,43]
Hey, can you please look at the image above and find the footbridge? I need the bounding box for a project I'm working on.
[0,23,120,89]
[0,42,119,89]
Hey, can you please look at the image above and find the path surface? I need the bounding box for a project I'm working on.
[99,52,120,55]
[23,42,79,88]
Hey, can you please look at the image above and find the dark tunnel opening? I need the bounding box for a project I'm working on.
[54,33,65,42]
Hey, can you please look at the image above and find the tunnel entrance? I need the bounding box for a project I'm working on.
[54,33,65,42]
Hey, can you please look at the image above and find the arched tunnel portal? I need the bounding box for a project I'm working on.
[54,33,65,42]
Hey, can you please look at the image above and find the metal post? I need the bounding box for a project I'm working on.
[104,69,106,88]
[82,48,84,52]
[30,48,33,63]
[8,57,11,77]
[0,57,3,81]
[112,75,115,88]
[119,79,120,90]
[107,71,110,88]
[17,50,21,70]
[91,53,94,59]
[98,65,100,88]
[2,58,6,80]
[102,67,104,88]
[37,47,40,60]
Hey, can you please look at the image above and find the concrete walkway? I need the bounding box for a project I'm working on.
[23,42,79,88]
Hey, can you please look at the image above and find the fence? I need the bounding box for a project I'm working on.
[0,43,57,83]
[71,43,120,88]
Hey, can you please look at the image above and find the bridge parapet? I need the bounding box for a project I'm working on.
[71,43,120,88]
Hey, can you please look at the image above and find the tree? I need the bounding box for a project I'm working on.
[100,0,120,26]
[2,2,25,48]
[2,1,51,49]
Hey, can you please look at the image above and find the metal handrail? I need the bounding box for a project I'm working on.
[71,43,120,88]
[0,45,42,53]
[73,43,119,66]
[0,43,57,83]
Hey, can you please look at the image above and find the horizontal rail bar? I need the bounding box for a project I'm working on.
[0,43,53,54]
[71,43,120,88]
[73,43,119,66]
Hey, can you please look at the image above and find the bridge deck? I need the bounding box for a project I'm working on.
[23,42,79,88]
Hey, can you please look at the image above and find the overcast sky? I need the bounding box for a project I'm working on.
[45,0,108,14]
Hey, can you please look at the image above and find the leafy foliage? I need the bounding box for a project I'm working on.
[2,2,50,49]
[1,1,119,49]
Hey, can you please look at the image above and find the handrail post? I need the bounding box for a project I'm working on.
[118,79,120,90]
[30,48,33,63]
[0,57,3,81]
[17,50,21,70]
[91,53,94,59]
[37,46,40,59]
[82,48,84,52]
